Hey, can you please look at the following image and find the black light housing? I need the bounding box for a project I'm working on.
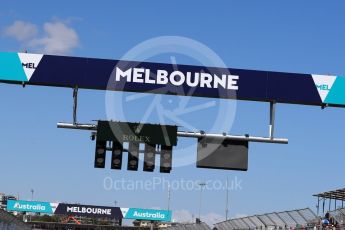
[94,140,107,168]
[111,141,123,170]
[143,143,156,172]
[160,145,173,173]
[95,121,178,173]
[127,142,139,171]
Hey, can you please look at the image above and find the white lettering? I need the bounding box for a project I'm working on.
[115,67,132,81]
[144,69,155,84]
[200,73,212,88]
[214,74,227,89]
[170,71,185,86]
[133,68,145,83]
[114,67,239,91]
[186,72,199,87]
[227,75,239,90]
[157,70,168,84]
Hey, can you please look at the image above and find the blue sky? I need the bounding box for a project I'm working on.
[1,0,345,225]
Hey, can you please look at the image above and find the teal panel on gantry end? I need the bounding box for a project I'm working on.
[0,52,27,82]
[325,76,345,105]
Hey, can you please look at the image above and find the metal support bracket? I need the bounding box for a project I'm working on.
[269,101,276,139]
[73,86,78,125]
[56,123,288,144]
[57,101,288,144]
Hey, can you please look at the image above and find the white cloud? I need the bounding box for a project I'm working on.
[233,213,247,219]
[201,212,226,226]
[173,209,194,223]
[173,209,225,227]
[3,20,38,41]
[29,22,79,55]
[3,20,79,55]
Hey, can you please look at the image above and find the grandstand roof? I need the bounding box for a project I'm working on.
[214,208,318,230]
[330,208,345,225]
[0,209,30,230]
[313,188,345,201]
